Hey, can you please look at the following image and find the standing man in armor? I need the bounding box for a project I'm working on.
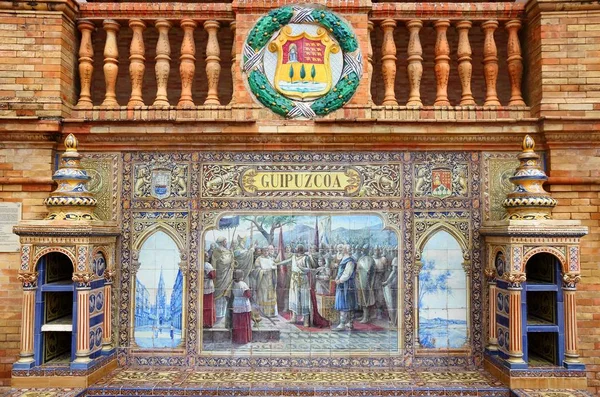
[355,249,376,323]
[333,244,358,331]
[373,247,388,320]
[281,245,313,327]
[382,255,399,326]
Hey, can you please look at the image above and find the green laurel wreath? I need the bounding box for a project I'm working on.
[244,6,361,118]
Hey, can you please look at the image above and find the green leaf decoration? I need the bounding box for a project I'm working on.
[248,70,294,117]
[300,64,306,80]
[246,6,294,52]
[310,9,358,53]
[311,72,360,116]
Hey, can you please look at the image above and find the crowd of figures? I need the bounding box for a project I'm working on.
[203,236,399,344]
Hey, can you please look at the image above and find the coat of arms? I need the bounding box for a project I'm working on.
[268,26,339,101]
[431,168,452,199]
[151,167,171,200]
[242,5,362,119]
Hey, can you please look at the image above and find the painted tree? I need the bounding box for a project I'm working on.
[418,259,452,309]
[311,65,316,81]
[300,64,306,80]
[418,259,453,348]
[241,215,297,245]
[289,64,294,82]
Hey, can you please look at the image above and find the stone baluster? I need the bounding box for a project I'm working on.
[505,20,525,106]
[127,19,146,107]
[153,19,172,107]
[366,21,374,104]
[456,21,475,106]
[563,274,582,367]
[229,22,237,105]
[406,20,423,107]
[434,20,451,106]
[381,19,397,106]
[14,273,37,368]
[101,20,120,107]
[482,20,501,107]
[178,19,197,108]
[204,20,221,105]
[76,20,95,109]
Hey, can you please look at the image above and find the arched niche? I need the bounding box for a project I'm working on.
[523,252,564,366]
[416,229,469,350]
[132,229,185,349]
[34,252,76,366]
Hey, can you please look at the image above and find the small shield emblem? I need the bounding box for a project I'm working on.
[151,168,171,200]
[431,168,452,199]
[269,26,339,101]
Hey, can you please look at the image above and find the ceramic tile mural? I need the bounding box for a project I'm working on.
[118,151,482,367]
[134,231,183,348]
[202,214,400,353]
[418,230,468,349]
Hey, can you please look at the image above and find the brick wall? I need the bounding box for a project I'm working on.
[0,11,77,118]
[530,8,600,118]
[0,145,54,386]
[548,149,600,395]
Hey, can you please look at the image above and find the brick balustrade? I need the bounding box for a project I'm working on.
[71,2,529,120]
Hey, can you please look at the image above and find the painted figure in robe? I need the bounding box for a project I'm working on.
[203,252,217,328]
[333,244,358,331]
[210,236,234,319]
[250,247,278,317]
[230,269,252,344]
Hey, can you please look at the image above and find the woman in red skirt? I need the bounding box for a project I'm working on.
[231,269,252,344]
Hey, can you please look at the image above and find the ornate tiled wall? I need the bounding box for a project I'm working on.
[99,150,518,369]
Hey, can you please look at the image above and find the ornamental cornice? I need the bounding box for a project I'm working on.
[371,2,525,21]
[79,3,234,21]
[480,221,588,238]
[0,0,78,21]
[526,0,600,18]
[13,222,121,237]
[232,0,372,14]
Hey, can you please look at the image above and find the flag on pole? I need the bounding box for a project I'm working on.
[276,226,286,262]
[320,215,331,246]
[314,216,319,251]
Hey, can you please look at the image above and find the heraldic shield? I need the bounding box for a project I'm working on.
[268,25,340,101]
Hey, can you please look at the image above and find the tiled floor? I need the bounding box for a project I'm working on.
[4,367,511,396]
[4,369,595,396]
[511,390,595,397]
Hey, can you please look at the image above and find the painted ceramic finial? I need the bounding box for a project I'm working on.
[44,134,98,221]
[502,135,557,220]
